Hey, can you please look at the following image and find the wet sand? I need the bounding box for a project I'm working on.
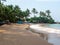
[48,33,60,45]
[30,24,60,45]
[0,24,52,45]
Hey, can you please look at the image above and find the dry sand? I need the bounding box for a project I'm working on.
[0,24,53,45]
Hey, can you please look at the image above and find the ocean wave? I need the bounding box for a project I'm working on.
[30,24,60,34]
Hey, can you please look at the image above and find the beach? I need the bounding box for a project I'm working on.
[0,24,52,45]
[30,24,60,45]
[30,24,60,34]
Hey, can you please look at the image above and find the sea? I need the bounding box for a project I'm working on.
[44,24,60,29]
[44,24,60,45]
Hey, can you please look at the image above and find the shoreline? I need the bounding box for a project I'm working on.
[30,24,60,34]
[0,24,53,45]
[30,24,60,45]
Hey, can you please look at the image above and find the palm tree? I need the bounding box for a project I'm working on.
[25,9,30,17]
[40,11,46,17]
[22,9,30,22]
[46,10,51,16]
[32,8,38,16]
[46,10,51,19]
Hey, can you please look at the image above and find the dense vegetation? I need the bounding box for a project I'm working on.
[28,8,54,23]
[0,0,54,23]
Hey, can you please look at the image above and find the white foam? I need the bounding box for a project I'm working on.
[30,24,60,34]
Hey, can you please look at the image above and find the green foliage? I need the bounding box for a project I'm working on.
[22,9,30,17]
[29,10,54,23]
[0,3,30,23]
[46,10,51,16]
[0,2,54,23]
[32,8,38,15]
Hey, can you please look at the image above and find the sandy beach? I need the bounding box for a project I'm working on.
[0,24,52,45]
[30,24,60,45]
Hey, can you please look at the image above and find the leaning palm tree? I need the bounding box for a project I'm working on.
[46,10,51,16]
[22,9,30,22]
[32,8,38,16]
[40,11,46,17]
[46,10,51,19]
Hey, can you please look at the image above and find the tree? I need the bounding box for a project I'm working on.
[0,4,22,23]
[32,8,38,16]
[0,2,54,23]
[0,0,6,21]
[46,10,54,23]
[26,9,30,17]
[39,11,47,23]
[14,5,21,17]
[46,10,51,16]
[38,10,54,23]
[9,5,22,22]
[40,11,46,17]
[46,10,51,19]
[0,3,5,21]
[23,9,30,17]
[22,9,30,22]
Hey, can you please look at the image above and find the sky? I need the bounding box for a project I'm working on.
[3,0,60,22]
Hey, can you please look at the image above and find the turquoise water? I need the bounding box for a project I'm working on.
[44,24,60,29]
